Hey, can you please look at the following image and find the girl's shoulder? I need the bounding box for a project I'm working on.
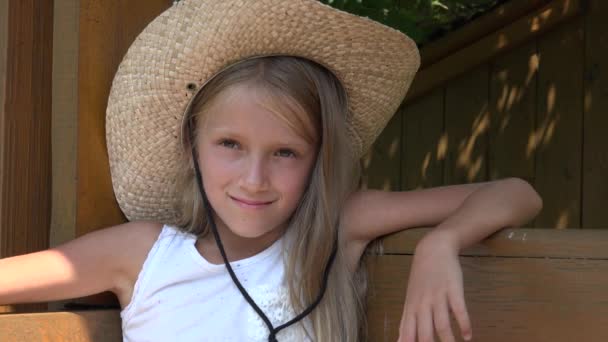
[108,221,165,307]
[0,220,166,307]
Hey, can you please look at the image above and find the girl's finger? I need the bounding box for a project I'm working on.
[417,306,435,342]
[432,298,455,342]
[448,290,472,341]
[398,311,416,342]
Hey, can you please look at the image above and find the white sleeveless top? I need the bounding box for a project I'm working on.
[121,224,313,341]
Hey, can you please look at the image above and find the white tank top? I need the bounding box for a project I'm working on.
[121,224,313,341]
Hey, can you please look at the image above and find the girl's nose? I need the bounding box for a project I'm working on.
[239,156,269,192]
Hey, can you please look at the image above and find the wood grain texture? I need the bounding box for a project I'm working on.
[583,0,608,228]
[488,41,537,184]
[0,0,54,313]
[70,0,173,308]
[366,254,608,342]
[0,0,8,259]
[362,108,403,191]
[401,88,445,190]
[406,0,584,103]
[375,227,608,259]
[0,310,121,342]
[535,18,584,229]
[76,0,172,236]
[444,65,490,184]
[420,0,550,67]
[51,0,79,248]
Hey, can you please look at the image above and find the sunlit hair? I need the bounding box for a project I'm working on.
[175,56,368,341]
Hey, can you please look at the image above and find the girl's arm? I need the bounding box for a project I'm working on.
[0,221,161,306]
[341,177,542,249]
[341,177,542,342]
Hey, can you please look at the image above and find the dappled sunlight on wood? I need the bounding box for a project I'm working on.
[387,137,398,159]
[421,152,431,180]
[436,133,448,160]
[526,134,538,159]
[546,84,556,114]
[556,211,571,229]
[562,0,574,14]
[362,0,604,231]
[535,112,559,149]
[455,109,489,182]
[491,48,539,163]
[497,33,508,49]
[526,53,539,84]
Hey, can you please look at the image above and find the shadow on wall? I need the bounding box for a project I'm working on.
[361,7,604,230]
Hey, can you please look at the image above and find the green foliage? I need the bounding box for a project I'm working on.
[319,0,504,45]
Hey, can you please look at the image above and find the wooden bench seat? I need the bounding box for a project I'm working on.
[1,228,607,341]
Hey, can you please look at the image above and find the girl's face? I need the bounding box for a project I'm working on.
[196,85,318,243]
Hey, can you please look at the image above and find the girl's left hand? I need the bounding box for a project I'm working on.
[398,231,473,342]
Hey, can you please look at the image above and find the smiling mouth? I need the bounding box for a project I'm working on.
[230,196,274,208]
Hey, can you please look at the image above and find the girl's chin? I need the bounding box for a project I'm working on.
[234,229,278,240]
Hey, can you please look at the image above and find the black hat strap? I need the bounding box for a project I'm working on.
[189,137,337,342]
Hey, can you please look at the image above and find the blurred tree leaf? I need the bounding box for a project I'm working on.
[318,0,506,46]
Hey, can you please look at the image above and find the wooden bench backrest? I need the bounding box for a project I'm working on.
[367,228,608,341]
[1,228,606,341]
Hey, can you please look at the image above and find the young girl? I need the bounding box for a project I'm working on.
[0,0,542,341]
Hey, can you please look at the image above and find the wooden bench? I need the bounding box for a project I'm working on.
[1,227,607,341]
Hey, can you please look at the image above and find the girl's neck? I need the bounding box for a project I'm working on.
[195,219,286,265]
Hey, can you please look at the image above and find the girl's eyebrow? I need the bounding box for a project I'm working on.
[208,126,312,149]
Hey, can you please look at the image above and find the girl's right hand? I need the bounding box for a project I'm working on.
[397,231,472,342]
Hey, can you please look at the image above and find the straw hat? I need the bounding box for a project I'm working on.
[106,0,420,223]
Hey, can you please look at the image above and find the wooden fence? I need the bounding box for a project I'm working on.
[363,0,608,230]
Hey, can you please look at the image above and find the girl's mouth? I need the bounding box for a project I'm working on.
[230,196,273,209]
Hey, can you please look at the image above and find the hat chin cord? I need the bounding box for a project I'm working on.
[189,142,337,342]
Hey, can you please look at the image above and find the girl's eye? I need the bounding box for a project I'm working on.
[276,149,296,158]
[219,139,239,150]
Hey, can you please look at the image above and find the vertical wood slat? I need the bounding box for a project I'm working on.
[444,66,490,185]
[76,0,172,237]
[488,41,538,184]
[361,109,402,191]
[583,0,608,228]
[400,88,445,190]
[0,0,54,313]
[51,0,79,248]
[535,18,584,229]
[70,0,171,307]
[0,1,8,252]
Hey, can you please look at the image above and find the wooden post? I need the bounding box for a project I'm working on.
[0,0,54,313]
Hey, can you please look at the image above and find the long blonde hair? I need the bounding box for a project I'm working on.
[175,56,368,341]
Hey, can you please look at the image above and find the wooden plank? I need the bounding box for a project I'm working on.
[361,108,402,191]
[420,0,550,67]
[0,310,121,342]
[51,0,79,248]
[0,0,53,313]
[366,254,608,342]
[444,65,490,184]
[534,18,584,229]
[376,227,608,259]
[583,0,608,228]
[72,0,172,308]
[400,88,445,190]
[488,41,537,185]
[76,0,172,237]
[0,0,7,255]
[406,0,584,103]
